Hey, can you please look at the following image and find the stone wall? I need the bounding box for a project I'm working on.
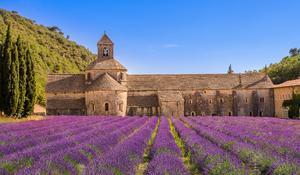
[46,93,85,115]
[183,90,233,116]
[233,89,274,117]
[274,87,295,118]
[85,90,127,116]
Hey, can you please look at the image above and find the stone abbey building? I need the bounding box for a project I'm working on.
[46,34,275,117]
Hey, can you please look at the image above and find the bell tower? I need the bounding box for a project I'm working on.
[97,33,114,61]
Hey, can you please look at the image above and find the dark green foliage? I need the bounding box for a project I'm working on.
[16,37,26,116]
[289,48,299,57]
[9,40,20,116]
[282,93,300,119]
[2,25,13,115]
[0,9,96,106]
[0,25,36,117]
[0,38,3,113]
[267,54,300,84]
[23,49,36,116]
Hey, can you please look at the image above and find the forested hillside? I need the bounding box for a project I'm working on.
[267,53,300,84]
[0,9,96,105]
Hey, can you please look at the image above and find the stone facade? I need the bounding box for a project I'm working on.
[273,79,300,118]
[46,34,276,117]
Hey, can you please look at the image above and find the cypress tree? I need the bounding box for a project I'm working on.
[227,64,234,74]
[0,40,3,114]
[23,49,36,116]
[9,40,20,116]
[16,37,27,117]
[2,25,14,116]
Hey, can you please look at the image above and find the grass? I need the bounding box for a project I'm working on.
[0,115,45,123]
[136,117,160,175]
[168,118,201,175]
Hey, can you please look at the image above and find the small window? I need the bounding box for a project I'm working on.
[245,98,248,103]
[260,98,264,103]
[228,112,232,116]
[209,99,213,104]
[220,98,224,103]
[249,112,253,116]
[189,99,192,104]
[259,111,263,117]
[191,111,196,116]
[105,103,109,112]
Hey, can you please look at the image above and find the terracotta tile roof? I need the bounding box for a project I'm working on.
[46,74,85,93]
[273,78,300,88]
[86,73,127,91]
[87,59,127,71]
[127,73,273,90]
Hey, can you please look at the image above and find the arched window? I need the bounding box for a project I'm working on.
[103,47,109,57]
[105,103,109,112]
[191,111,196,116]
[91,103,95,112]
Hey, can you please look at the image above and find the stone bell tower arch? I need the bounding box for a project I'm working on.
[97,32,114,61]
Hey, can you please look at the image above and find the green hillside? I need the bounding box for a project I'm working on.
[267,54,300,84]
[0,9,96,106]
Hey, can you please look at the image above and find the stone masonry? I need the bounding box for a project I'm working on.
[46,34,276,117]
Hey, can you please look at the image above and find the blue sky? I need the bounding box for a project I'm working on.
[1,0,300,74]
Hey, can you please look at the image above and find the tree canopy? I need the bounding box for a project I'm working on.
[0,25,36,117]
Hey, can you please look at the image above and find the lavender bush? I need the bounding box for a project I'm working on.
[0,115,298,175]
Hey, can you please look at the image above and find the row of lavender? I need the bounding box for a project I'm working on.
[0,116,191,175]
[0,116,299,175]
[172,116,300,175]
[0,116,156,174]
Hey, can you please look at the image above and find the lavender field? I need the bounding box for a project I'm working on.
[0,116,299,175]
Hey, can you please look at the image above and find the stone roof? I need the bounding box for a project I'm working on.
[86,73,127,91]
[158,91,183,102]
[87,59,127,71]
[46,74,85,93]
[273,78,300,88]
[97,33,113,45]
[127,73,273,90]
[47,98,85,109]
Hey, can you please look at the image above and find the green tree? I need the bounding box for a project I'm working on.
[282,93,300,119]
[16,36,27,116]
[9,39,20,116]
[2,25,14,116]
[289,48,299,57]
[0,38,3,113]
[23,49,36,116]
[227,64,234,74]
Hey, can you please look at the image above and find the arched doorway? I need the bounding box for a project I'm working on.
[105,103,109,112]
